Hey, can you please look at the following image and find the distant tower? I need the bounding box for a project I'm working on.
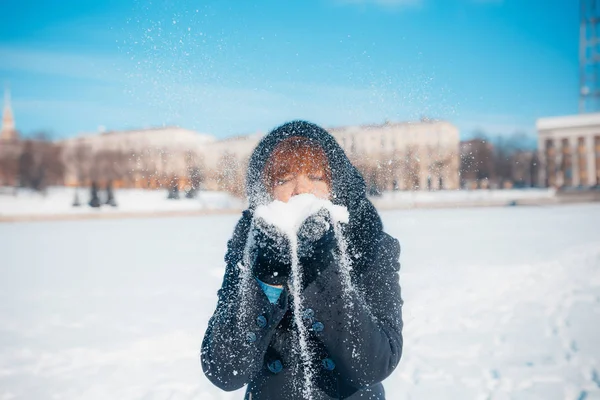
[580,0,600,113]
[1,85,18,141]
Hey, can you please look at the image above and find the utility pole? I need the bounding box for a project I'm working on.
[580,0,600,113]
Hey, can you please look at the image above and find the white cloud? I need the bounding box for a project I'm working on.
[0,45,434,138]
[470,0,504,4]
[456,113,535,139]
[0,46,128,83]
[334,0,422,8]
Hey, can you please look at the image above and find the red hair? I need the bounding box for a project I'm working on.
[263,136,332,191]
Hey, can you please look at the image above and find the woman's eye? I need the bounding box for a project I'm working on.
[309,175,324,181]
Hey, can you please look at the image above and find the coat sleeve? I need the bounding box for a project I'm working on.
[201,215,290,391]
[301,232,403,388]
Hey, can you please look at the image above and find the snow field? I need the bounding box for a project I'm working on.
[0,187,244,217]
[0,187,560,219]
[373,188,557,209]
[0,204,599,399]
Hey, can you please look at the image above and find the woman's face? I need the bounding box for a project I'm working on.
[272,169,330,203]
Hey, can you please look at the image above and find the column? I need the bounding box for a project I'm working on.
[577,137,588,186]
[545,138,557,187]
[538,138,547,187]
[586,135,596,186]
[392,151,401,191]
[419,151,429,191]
[596,136,600,185]
[447,150,458,190]
[555,139,564,187]
[570,136,580,187]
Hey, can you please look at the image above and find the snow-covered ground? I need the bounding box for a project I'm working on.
[0,204,599,399]
[0,187,244,218]
[372,188,557,209]
[0,187,560,220]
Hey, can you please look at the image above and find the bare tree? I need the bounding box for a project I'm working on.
[66,140,92,187]
[182,150,205,197]
[0,145,19,186]
[460,131,536,189]
[42,140,65,186]
[18,140,35,188]
[460,133,495,188]
[92,149,130,185]
[113,149,133,186]
[185,150,205,189]
[217,152,245,198]
[428,159,450,190]
[494,132,533,188]
[15,133,64,191]
[132,148,159,188]
[402,145,420,190]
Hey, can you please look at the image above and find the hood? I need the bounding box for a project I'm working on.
[244,121,383,270]
[246,120,366,210]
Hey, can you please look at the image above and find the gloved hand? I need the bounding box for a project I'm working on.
[249,217,292,286]
[297,208,338,289]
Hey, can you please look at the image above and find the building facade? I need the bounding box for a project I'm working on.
[0,87,22,186]
[537,113,600,188]
[0,88,19,142]
[60,127,215,188]
[58,120,460,194]
[328,121,460,191]
[200,133,262,194]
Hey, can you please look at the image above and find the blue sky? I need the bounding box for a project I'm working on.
[0,0,577,140]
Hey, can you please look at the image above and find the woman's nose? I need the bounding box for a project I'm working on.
[292,176,312,195]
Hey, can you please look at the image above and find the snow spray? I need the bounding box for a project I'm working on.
[286,233,315,398]
[333,222,355,303]
[237,218,258,326]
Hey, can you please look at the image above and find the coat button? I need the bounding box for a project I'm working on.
[312,321,324,332]
[267,360,283,374]
[302,308,314,320]
[246,332,257,343]
[322,358,335,371]
[256,315,267,328]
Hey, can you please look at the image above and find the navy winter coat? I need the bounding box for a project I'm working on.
[201,121,403,399]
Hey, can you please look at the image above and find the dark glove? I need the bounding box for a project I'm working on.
[297,209,338,289]
[249,217,292,286]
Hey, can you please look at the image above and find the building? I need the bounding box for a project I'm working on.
[327,120,460,191]
[60,126,215,188]
[58,119,461,194]
[0,87,64,189]
[537,113,600,188]
[0,87,19,142]
[0,87,22,186]
[200,133,263,195]
[198,120,461,193]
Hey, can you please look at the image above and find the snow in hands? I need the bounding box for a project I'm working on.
[254,193,349,237]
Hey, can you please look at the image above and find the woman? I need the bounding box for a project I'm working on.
[201,121,403,399]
